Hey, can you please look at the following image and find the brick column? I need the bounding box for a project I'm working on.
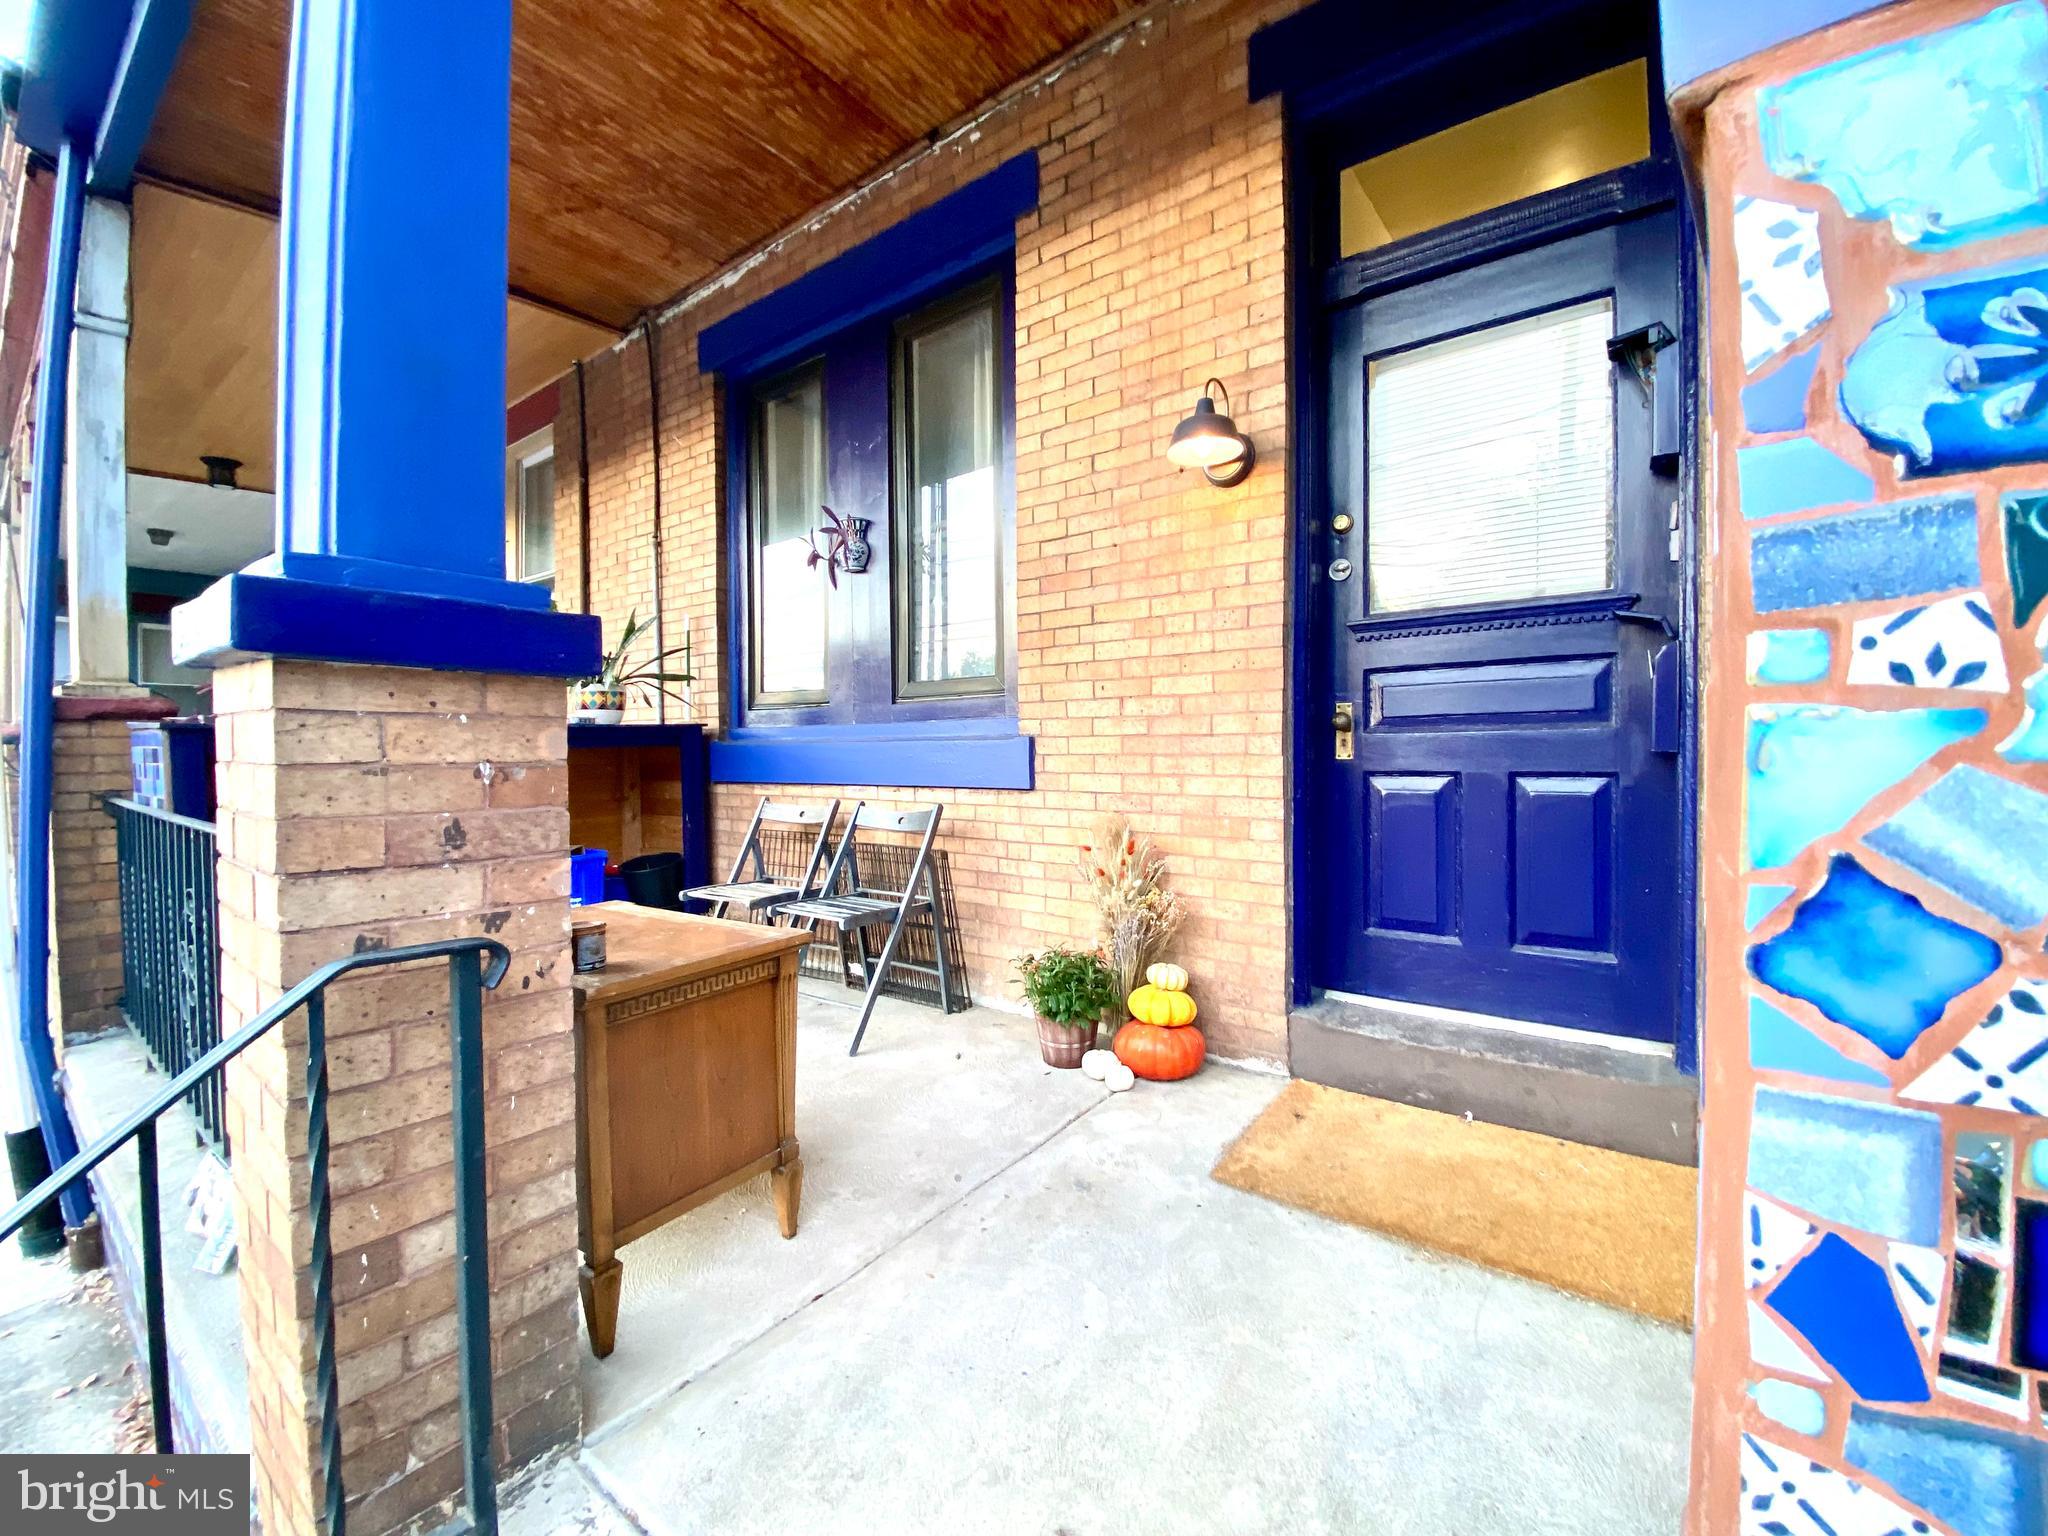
[50,695,174,1043]
[213,660,581,1536]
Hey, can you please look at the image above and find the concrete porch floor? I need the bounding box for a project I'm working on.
[507,985,1693,1536]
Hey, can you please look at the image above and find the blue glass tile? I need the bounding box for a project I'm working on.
[1738,437,1876,520]
[1747,1378,1827,1437]
[1749,629,1831,684]
[1748,1085,1945,1245]
[2018,1201,2048,1370]
[1843,259,2048,476]
[1867,765,2048,929]
[1750,856,2002,1060]
[1766,1233,1930,1401]
[2006,491,2048,628]
[1759,2,2048,250]
[2031,1140,2048,1190]
[1846,1406,2048,1536]
[1745,706,1985,870]
[1748,995,1891,1087]
[2002,669,2048,762]
[1741,347,1821,435]
[1746,882,1796,929]
[1750,496,1979,612]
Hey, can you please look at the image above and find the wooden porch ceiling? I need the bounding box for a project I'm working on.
[140,0,1138,332]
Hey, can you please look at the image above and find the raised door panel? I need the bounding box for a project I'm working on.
[1365,774,1459,937]
[1510,775,1614,956]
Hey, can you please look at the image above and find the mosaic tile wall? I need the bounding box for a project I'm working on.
[1700,3,2048,1531]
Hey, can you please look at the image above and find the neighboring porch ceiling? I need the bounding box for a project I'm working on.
[138,0,1139,333]
[127,184,615,494]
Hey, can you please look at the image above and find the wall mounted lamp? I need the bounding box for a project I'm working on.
[1166,377,1256,487]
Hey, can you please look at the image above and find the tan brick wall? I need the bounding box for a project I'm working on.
[50,716,141,1040]
[564,0,1296,1063]
[213,661,580,1536]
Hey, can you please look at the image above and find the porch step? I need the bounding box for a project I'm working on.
[1288,995,1699,1165]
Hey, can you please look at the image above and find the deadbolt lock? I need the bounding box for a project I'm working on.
[1332,701,1355,761]
[1331,512,1355,535]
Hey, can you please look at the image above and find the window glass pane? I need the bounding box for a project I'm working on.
[1337,62,1650,258]
[517,453,554,582]
[136,623,210,686]
[902,298,999,688]
[1366,297,1614,614]
[755,372,827,699]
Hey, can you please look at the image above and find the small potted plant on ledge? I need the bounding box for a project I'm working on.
[571,608,694,723]
[1015,946,1118,1068]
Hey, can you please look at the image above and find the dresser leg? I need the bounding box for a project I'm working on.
[772,1152,803,1239]
[580,1257,623,1358]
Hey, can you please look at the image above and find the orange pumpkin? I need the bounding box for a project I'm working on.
[1112,1020,1206,1081]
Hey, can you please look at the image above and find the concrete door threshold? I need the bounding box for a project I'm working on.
[1289,993,1700,1165]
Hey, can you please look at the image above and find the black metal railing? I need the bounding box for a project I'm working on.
[109,797,225,1149]
[0,938,511,1536]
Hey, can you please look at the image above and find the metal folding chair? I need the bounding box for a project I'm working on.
[681,797,839,920]
[778,803,953,1056]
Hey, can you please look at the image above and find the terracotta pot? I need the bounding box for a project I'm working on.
[1035,1016,1099,1068]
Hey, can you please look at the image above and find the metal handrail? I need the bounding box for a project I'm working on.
[1,936,513,1536]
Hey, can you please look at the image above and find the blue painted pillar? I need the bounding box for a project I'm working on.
[19,141,92,1229]
[173,0,597,675]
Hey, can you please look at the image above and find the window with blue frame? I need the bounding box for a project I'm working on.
[705,153,1040,791]
[737,270,1015,726]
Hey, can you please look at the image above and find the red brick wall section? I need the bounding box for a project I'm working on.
[563,0,1298,1062]
[212,661,580,1536]
[50,717,136,1041]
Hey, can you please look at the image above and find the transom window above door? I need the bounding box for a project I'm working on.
[1335,61,1651,258]
[1365,297,1617,614]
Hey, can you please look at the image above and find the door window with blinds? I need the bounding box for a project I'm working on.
[1365,297,1615,613]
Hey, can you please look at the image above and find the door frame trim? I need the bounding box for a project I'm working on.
[1276,20,1704,1077]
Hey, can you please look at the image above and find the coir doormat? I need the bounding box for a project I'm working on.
[1212,1079,1696,1328]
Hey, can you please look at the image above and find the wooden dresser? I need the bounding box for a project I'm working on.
[570,903,812,1358]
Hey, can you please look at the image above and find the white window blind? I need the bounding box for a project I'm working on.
[1365,297,1615,614]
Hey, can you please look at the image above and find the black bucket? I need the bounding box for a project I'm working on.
[618,851,685,910]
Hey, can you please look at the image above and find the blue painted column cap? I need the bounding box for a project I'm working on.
[172,567,601,679]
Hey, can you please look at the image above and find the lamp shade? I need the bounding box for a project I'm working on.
[1166,394,1248,468]
[1165,379,1255,485]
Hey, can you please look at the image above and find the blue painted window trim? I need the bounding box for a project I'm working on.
[699,153,1039,377]
[705,157,1040,792]
[710,719,1034,792]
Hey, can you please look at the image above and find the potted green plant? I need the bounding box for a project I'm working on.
[1014,946,1119,1068]
[572,609,694,723]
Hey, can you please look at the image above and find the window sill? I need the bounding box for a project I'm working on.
[709,720,1033,791]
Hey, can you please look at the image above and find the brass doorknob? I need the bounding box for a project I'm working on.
[1331,706,1351,730]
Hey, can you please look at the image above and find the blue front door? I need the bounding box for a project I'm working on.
[1307,214,1684,1043]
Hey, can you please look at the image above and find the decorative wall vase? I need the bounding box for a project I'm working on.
[840,516,872,573]
[1842,261,2048,476]
[1759,1,2048,251]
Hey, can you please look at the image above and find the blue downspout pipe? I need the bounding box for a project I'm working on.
[18,139,91,1229]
